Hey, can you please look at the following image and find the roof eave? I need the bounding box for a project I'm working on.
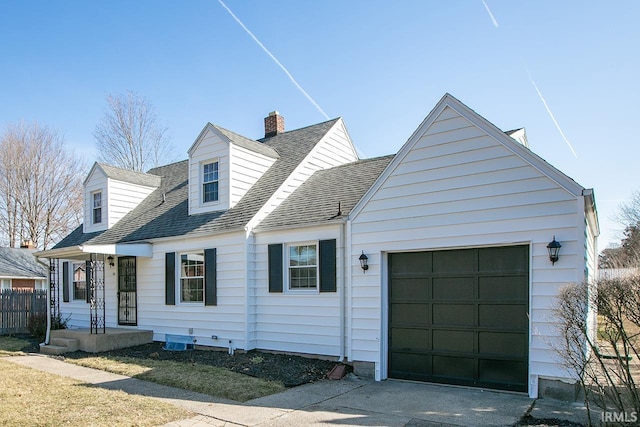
[254,218,346,233]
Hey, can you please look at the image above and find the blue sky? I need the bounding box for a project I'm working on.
[1,1,637,250]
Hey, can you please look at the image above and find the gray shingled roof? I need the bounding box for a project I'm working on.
[213,125,279,159]
[98,163,162,187]
[53,119,340,249]
[0,248,47,278]
[256,155,394,231]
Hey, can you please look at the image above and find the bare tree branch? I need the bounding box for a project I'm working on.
[0,122,84,249]
[94,91,176,172]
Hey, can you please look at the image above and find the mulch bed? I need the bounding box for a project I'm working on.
[62,341,349,387]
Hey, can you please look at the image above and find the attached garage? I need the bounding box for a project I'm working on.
[388,245,529,392]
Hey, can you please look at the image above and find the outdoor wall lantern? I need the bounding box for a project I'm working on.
[359,251,369,272]
[547,236,562,265]
[107,255,115,267]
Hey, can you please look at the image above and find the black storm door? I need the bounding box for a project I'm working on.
[117,256,137,326]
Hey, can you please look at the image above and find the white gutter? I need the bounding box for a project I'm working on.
[80,243,153,258]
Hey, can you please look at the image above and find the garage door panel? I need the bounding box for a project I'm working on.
[478,331,527,357]
[433,330,474,352]
[390,252,432,276]
[390,278,429,300]
[479,276,528,300]
[433,250,476,273]
[479,304,528,329]
[389,245,529,392]
[390,352,431,376]
[478,359,527,388]
[433,304,474,326]
[479,246,528,273]
[391,328,430,351]
[433,355,474,380]
[433,277,474,300]
[392,303,430,326]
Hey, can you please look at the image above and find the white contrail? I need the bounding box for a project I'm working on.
[217,0,330,120]
[481,0,499,28]
[525,68,578,158]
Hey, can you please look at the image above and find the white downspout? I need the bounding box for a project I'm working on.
[346,219,353,362]
[37,258,51,346]
[339,221,346,361]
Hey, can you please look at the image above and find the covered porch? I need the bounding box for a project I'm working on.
[35,242,153,352]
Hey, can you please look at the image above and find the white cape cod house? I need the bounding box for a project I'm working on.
[37,94,599,398]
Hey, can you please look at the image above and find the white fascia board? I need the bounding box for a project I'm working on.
[442,94,585,197]
[254,220,345,234]
[35,246,85,259]
[0,275,47,280]
[349,93,585,220]
[82,162,104,186]
[187,123,231,156]
[583,188,600,237]
[80,243,153,258]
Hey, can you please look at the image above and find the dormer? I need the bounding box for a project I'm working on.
[82,162,161,233]
[187,121,279,215]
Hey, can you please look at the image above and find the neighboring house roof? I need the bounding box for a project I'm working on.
[0,248,47,279]
[256,155,394,231]
[84,163,162,187]
[53,118,340,249]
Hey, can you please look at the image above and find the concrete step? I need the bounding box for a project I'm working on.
[49,337,79,352]
[39,344,69,355]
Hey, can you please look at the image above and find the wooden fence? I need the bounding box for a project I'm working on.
[0,290,47,335]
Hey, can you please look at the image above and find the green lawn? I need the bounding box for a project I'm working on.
[0,335,33,356]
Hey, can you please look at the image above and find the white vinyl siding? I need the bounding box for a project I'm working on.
[83,165,157,232]
[107,179,156,228]
[189,129,230,214]
[83,169,108,233]
[253,225,343,357]
[248,119,358,229]
[350,105,586,385]
[229,145,276,208]
[138,232,246,349]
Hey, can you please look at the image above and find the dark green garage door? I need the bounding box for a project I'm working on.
[388,246,529,392]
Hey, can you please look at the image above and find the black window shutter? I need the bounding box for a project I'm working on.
[268,244,283,293]
[85,260,92,303]
[62,262,69,302]
[204,248,217,306]
[319,239,337,292]
[165,252,175,305]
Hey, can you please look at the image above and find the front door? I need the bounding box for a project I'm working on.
[117,257,137,326]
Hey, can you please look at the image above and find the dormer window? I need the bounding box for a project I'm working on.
[92,191,102,224]
[203,161,219,203]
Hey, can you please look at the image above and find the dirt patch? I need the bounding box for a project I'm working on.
[63,342,349,387]
[514,415,584,426]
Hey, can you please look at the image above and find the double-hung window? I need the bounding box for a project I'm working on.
[288,244,318,290]
[92,191,102,224]
[180,252,204,302]
[202,161,219,203]
[72,263,86,300]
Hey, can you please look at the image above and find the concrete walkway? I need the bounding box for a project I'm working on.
[5,354,594,426]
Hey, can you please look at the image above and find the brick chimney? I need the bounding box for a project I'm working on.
[20,240,35,249]
[264,111,285,138]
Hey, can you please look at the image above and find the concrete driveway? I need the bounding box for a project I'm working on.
[6,354,592,426]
